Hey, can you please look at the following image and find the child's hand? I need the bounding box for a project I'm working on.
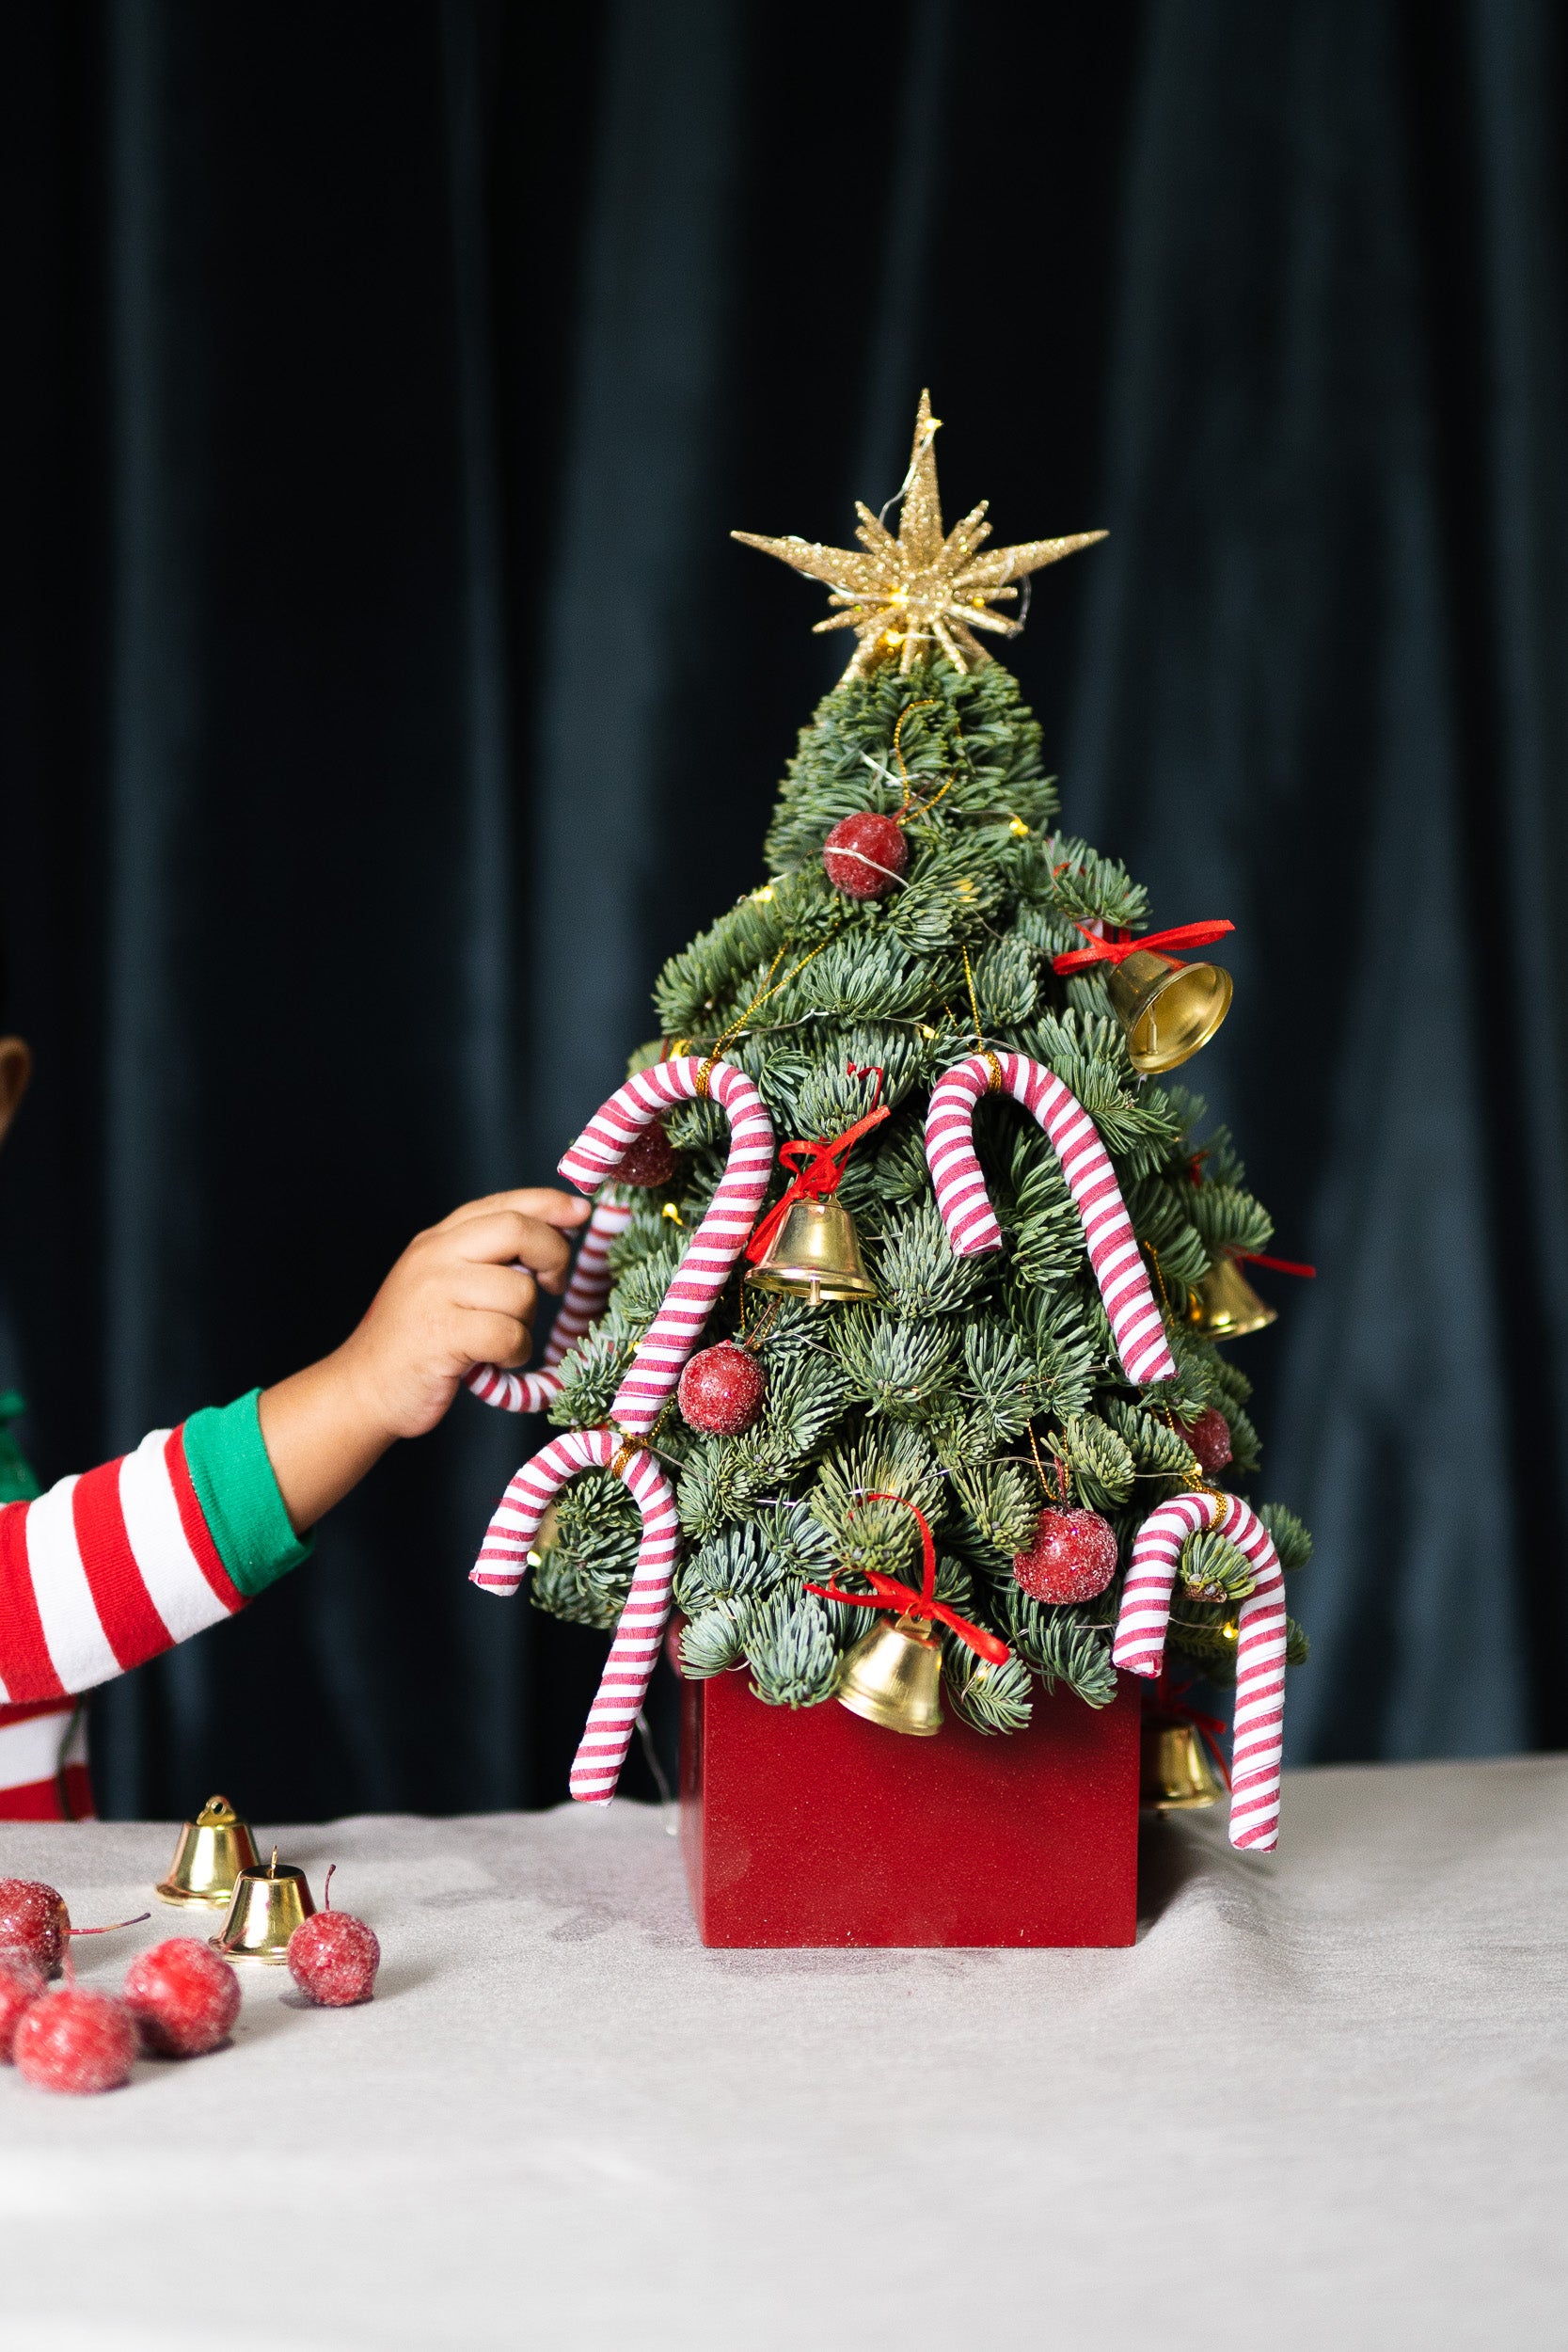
[258,1188,593,1532]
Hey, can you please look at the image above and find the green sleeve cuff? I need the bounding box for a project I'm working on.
[182,1389,312,1599]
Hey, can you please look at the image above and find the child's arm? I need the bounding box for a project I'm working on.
[0,1188,590,1706]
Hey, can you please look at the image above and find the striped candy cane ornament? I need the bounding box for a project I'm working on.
[925,1053,1177,1386]
[465,1195,633,1415]
[557,1057,775,1434]
[468,1057,774,1803]
[1113,1491,1287,1851]
[472,1427,680,1803]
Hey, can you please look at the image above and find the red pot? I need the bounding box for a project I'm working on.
[673,1633,1139,1947]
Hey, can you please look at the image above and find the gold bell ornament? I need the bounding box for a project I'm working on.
[743,1082,890,1308]
[805,1493,1010,1739]
[156,1793,260,1910]
[210,1847,316,1963]
[837,1613,946,1736]
[747,1196,877,1307]
[1052,918,1235,1075]
[1187,1255,1277,1340]
[1141,1717,1224,1811]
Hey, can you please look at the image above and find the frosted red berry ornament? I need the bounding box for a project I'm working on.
[678,1341,767,1436]
[13,1983,137,2095]
[1013,1505,1118,1604]
[613,1120,679,1187]
[123,1938,242,2058]
[0,1953,46,2059]
[0,1880,70,1976]
[1183,1406,1232,1474]
[287,1867,379,2008]
[822,811,908,900]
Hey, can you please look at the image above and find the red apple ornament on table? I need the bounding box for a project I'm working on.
[13,1980,138,2095]
[287,1867,379,2008]
[123,1938,242,2058]
[0,1879,70,1976]
[0,1952,46,2059]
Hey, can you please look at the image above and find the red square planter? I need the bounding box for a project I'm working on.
[675,1646,1141,1948]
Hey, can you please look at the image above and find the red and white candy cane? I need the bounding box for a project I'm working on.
[1113,1491,1287,1851]
[558,1057,775,1434]
[472,1426,679,1804]
[925,1053,1176,1386]
[468,1057,775,1803]
[465,1195,633,1415]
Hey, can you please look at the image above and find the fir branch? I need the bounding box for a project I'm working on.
[679,1599,752,1678]
[546,1330,634,1429]
[1225,1404,1262,1476]
[830,1309,960,1422]
[1062,1412,1137,1512]
[744,1589,841,1708]
[946,1457,1038,1568]
[1004,1593,1119,1708]
[1188,1184,1274,1262]
[672,1518,780,1614]
[1259,1502,1313,1575]
[1180,1525,1257,1603]
[1103,1397,1201,1484]
[943,1640,1033,1734]
[809,1426,944,1573]
[872,1200,988,1319]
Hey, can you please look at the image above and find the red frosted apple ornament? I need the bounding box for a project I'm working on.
[1183,1406,1232,1473]
[0,1880,70,1976]
[13,1985,137,2095]
[1012,1505,1119,1605]
[287,1868,379,2008]
[123,1938,242,2058]
[822,812,908,900]
[613,1120,680,1187]
[677,1342,767,1436]
[0,1953,46,2060]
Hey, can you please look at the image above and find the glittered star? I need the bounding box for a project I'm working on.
[733,391,1106,679]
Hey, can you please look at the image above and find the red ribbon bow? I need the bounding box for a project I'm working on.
[805,1493,1011,1666]
[1150,1669,1232,1790]
[1052,919,1235,977]
[744,1067,891,1266]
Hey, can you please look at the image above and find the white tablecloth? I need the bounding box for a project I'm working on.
[0,1756,1563,2351]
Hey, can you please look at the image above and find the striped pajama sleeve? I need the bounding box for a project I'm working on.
[0,1390,309,1818]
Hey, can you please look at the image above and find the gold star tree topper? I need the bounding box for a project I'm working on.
[733,391,1106,679]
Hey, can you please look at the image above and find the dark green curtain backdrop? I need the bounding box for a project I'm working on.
[1,1,1562,1819]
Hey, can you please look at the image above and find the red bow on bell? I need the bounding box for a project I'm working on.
[1052,919,1234,977]
[744,1066,891,1266]
[806,1493,1010,1666]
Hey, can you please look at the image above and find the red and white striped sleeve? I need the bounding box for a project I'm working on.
[0,1391,308,1708]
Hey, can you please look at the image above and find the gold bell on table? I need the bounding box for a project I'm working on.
[210,1847,316,1963]
[1106,949,1232,1074]
[1187,1255,1277,1340]
[1141,1718,1224,1811]
[835,1613,944,1737]
[746,1197,877,1307]
[156,1793,260,1909]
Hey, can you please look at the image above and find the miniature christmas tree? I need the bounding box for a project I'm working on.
[477,395,1309,1793]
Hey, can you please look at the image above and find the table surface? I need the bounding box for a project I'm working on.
[0,1756,1562,2352]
